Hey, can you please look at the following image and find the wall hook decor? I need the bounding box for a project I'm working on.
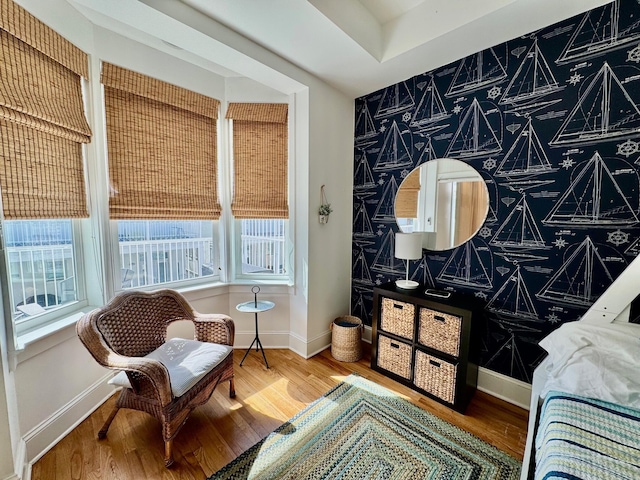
[319,185,333,224]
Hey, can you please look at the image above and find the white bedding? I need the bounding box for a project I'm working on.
[538,321,640,408]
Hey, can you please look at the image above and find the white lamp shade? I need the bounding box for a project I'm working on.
[395,232,422,260]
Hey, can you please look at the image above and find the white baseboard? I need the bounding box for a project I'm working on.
[23,373,114,469]
[363,326,372,344]
[306,330,332,358]
[234,331,290,349]
[477,367,531,410]
[288,330,331,358]
[15,439,26,480]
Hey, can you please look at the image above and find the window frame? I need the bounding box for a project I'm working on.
[109,219,222,294]
[5,218,88,337]
[225,104,293,284]
[232,218,291,282]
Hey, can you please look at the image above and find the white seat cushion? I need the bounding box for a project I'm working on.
[109,338,233,397]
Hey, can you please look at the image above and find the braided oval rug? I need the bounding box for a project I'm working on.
[209,375,521,480]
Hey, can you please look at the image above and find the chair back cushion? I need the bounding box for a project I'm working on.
[109,338,233,397]
[96,293,193,356]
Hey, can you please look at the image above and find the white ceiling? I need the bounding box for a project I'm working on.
[74,0,612,99]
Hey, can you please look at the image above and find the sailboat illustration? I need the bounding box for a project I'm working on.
[351,291,371,324]
[352,248,374,286]
[495,119,557,180]
[445,98,502,159]
[486,266,538,320]
[374,82,415,118]
[625,237,640,256]
[373,121,414,171]
[445,47,508,98]
[415,137,438,165]
[536,236,614,307]
[372,230,405,274]
[373,176,399,222]
[411,77,450,127]
[436,240,493,289]
[542,151,640,227]
[486,203,498,224]
[355,102,378,143]
[490,194,547,249]
[411,257,434,287]
[484,318,542,383]
[556,0,640,65]
[499,39,563,105]
[353,200,376,238]
[549,62,640,147]
[482,172,499,224]
[354,154,376,191]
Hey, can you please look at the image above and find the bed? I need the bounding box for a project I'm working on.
[520,320,640,480]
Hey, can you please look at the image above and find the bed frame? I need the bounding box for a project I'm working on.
[519,254,640,480]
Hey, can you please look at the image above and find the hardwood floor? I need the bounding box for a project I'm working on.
[31,348,529,480]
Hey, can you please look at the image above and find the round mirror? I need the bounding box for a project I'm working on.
[395,158,489,251]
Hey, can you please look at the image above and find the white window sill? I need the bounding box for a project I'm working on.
[17,309,87,350]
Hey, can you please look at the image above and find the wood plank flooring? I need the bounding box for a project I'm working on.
[31,348,529,480]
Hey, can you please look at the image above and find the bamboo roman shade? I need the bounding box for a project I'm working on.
[395,168,420,218]
[0,0,91,219]
[226,103,288,219]
[101,63,221,220]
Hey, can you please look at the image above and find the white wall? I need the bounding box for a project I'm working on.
[0,1,354,477]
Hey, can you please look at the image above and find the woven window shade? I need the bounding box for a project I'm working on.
[0,0,88,77]
[226,103,288,219]
[0,120,87,219]
[395,168,420,218]
[0,0,91,219]
[102,63,221,220]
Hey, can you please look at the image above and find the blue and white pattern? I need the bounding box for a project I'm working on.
[535,391,640,480]
[352,0,640,383]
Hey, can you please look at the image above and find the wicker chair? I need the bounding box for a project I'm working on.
[76,289,235,467]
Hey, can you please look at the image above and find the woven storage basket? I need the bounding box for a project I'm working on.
[413,350,456,404]
[418,308,462,357]
[331,316,364,362]
[377,334,412,380]
[380,298,415,340]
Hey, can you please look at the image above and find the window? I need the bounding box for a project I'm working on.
[118,220,218,289]
[226,103,290,279]
[238,219,287,276]
[5,220,81,327]
[0,0,91,333]
[101,63,222,290]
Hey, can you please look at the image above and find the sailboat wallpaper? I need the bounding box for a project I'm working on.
[352,0,640,382]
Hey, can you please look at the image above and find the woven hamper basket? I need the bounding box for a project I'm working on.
[331,316,364,362]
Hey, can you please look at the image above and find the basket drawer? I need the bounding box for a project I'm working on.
[380,298,415,340]
[377,334,412,380]
[418,308,462,357]
[413,350,457,404]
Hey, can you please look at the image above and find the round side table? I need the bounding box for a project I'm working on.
[236,286,274,368]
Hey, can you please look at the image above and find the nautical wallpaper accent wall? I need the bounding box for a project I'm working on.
[351,0,640,382]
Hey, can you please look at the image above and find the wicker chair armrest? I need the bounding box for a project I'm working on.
[192,313,235,346]
[109,355,173,406]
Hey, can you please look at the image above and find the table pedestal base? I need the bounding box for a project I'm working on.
[239,334,269,369]
[239,309,270,369]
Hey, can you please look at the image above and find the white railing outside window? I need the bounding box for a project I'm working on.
[5,219,288,323]
[5,220,77,322]
[118,220,216,289]
[240,219,286,275]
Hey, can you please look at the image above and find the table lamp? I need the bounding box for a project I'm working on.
[395,232,422,289]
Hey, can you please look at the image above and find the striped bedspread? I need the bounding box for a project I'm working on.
[535,391,640,480]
